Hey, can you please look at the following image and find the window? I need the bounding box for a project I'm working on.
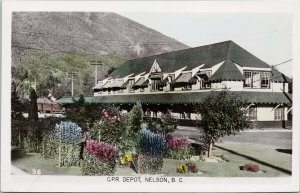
[244,71,270,89]
[261,72,270,88]
[185,112,191,119]
[180,112,185,119]
[153,111,158,118]
[199,74,211,89]
[200,80,211,89]
[151,79,163,92]
[108,89,111,94]
[274,108,282,121]
[182,84,192,90]
[169,76,175,91]
[247,106,257,121]
[128,79,135,93]
[252,71,261,88]
[144,110,151,116]
[244,71,252,88]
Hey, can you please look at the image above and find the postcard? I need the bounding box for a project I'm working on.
[1,0,299,192]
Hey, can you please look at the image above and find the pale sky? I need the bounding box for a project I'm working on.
[119,12,293,78]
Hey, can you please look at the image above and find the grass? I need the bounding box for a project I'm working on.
[12,149,81,175]
[12,143,292,177]
[162,143,292,177]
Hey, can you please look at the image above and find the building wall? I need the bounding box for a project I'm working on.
[95,80,288,96]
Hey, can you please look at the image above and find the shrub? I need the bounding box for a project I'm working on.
[139,128,166,157]
[146,111,177,136]
[120,151,133,167]
[166,136,194,160]
[126,103,143,134]
[84,140,116,161]
[90,107,125,144]
[186,162,198,173]
[134,128,166,174]
[43,121,82,167]
[160,111,178,135]
[120,103,143,153]
[242,164,259,172]
[177,164,187,174]
[12,117,59,152]
[81,140,116,175]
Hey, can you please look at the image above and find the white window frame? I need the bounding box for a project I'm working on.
[274,108,282,121]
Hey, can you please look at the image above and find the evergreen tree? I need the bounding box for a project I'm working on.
[11,82,24,119]
[28,88,38,120]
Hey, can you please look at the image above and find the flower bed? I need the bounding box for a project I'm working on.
[81,140,116,175]
[166,136,194,160]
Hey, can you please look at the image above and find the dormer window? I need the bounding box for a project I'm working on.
[244,70,270,89]
[261,72,270,88]
[128,79,135,93]
[151,79,163,91]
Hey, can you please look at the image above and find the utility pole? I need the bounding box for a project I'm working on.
[90,61,103,86]
[67,72,78,96]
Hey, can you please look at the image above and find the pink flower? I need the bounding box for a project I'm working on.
[167,137,189,148]
[85,140,116,161]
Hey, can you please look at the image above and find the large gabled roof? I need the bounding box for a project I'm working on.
[109,41,271,79]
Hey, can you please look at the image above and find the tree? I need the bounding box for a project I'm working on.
[126,102,143,135]
[28,88,38,120]
[11,82,24,120]
[196,90,250,157]
[65,95,101,131]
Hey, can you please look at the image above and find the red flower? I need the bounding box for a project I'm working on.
[167,137,189,148]
[85,140,116,161]
[243,164,259,172]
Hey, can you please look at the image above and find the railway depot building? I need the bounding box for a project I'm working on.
[59,41,293,128]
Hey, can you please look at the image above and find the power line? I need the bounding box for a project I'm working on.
[272,59,293,67]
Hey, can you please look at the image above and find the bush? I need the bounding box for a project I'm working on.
[166,136,194,160]
[186,162,198,173]
[81,140,116,175]
[177,164,187,174]
[90,107,125,144]
[146,111,177,136]
[120,103,143,153]
[120,151,133,167]
[134,128,166,174]
[242,164,259,172]
[43,121,82,167]
[12,117,59,152]
[139,128,166,157]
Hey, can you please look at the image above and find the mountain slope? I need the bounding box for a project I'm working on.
[12,12,188,64]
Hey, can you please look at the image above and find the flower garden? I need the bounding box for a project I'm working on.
[11,102,292,176]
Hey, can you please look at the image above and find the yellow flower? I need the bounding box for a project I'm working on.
[120,152,133,164]
[177,164,186,173]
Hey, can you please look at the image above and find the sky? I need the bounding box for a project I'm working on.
[119,12,293,78]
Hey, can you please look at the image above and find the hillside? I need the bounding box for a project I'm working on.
[12,12,188,65]
[11,12,189,98]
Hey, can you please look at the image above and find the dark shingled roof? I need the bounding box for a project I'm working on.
[209,60,245,81]
[173,73,192,83]
[57,91,292,105]
[272,68,291,82]
[109,41,272,79]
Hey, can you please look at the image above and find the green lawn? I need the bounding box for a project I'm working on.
[12,143,291,177]
[162,143,292,177]
[12,149,81,175]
